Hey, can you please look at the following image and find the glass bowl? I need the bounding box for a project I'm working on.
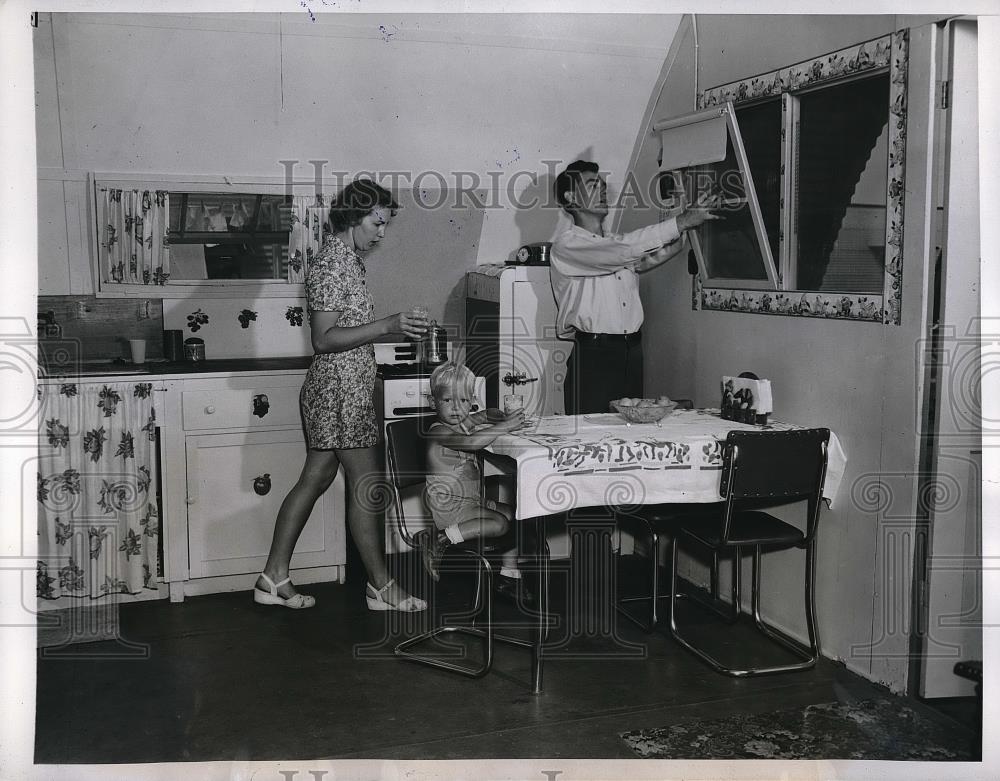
[610,399,678,424]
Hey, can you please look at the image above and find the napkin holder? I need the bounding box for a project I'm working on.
[721,375,772,425]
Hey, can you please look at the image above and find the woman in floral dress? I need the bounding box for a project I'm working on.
[255,180,429,611]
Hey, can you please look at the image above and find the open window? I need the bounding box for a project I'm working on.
[654,103,780,289]
[653,31,908,323]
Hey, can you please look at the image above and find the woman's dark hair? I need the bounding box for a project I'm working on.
[554,160,599,209]
[329,179,399,233]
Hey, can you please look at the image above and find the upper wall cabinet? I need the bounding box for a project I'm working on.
[655,32,908,324]
[92,175,330,299]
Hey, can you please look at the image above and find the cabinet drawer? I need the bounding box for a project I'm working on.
[182,386,301,430]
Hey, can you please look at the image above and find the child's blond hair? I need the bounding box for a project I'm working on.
[429,361,476,400]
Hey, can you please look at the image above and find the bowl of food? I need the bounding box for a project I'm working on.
[610,396,678,424]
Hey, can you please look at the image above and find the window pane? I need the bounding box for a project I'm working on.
[165,192,294,280]
[795,73,889,292]
[684,135,769,281]
[735,99,781,263]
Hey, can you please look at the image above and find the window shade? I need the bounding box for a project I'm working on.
[657,112,728,170]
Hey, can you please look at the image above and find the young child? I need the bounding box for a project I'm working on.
[417,361,529,602]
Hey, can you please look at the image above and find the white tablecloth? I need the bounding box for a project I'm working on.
[486,409,847,520]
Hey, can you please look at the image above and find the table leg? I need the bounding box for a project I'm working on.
[531,516,548,694]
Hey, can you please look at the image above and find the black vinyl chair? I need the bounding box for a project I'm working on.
[668,427,830,676]
[386,417,537,680]
[386,417,495,678]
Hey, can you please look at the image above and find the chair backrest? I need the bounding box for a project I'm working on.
[385,417,428,490]
[384,417,432,545]
[718,428,830,540]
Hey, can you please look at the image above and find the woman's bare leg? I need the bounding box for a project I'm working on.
[257,449,341,599]
[337,445,419,607]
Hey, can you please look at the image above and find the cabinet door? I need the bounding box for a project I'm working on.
[185,430,345,578]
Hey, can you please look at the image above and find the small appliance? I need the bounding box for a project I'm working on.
[421,321,449,366]
[508,241,551,266]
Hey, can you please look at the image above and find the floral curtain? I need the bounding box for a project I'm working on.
[37,382,161,600]
[287,194,330,283]
[99,188,171,285]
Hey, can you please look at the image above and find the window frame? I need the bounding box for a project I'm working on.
[674,31,908,324]
[654,103,781,290]
[91,173,309,299]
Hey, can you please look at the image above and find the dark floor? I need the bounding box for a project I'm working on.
[35,553,980,763]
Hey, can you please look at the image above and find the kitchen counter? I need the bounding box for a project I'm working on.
[38,356,314,381]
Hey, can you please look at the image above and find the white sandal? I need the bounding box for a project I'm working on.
[366,579,427,612]
[253,573,316,609]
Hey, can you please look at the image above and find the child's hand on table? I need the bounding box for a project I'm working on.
[494,409,525,432]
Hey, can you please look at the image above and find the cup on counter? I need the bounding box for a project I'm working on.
[128,339,146,364]
[503,394,524,416]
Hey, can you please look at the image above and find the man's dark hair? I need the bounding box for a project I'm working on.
[329,179,399,233]
[554,160,600,209]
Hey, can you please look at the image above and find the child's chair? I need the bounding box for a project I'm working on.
[386,417,533,679]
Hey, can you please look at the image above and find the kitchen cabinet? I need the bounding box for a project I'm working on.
[185,430,343,578]
[466,265,568,417]
[156,371,345,601]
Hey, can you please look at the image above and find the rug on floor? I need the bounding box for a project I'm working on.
[621,699,976,760]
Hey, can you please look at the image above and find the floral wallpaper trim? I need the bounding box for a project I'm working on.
[695,31,908,325]
[238,309,258,329]
[697,283,884,321]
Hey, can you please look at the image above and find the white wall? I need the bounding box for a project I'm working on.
[624,15,947,692]
[36,11,682,350]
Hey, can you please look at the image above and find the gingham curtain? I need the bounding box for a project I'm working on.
[37,382,161,600]
[99,188,171,285]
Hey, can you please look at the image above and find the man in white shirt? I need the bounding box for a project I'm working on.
[550,160,719,414]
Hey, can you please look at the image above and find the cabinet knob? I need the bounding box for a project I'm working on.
[186,496,196,505]
[252,394,270,418]
[253,474,272,496]
[204,405,216,414]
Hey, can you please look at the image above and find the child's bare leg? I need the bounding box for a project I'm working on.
[455,504,510,542]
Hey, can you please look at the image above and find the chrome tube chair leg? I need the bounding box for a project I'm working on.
[394,550,497,678]
[748,541,819,672]
[615,510,728,633]
[615,515,662,632]
[668,537,817,677]
[668,536,748,676]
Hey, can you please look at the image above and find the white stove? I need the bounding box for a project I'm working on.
[374,342,486,552]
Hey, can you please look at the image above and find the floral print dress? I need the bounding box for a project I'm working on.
[300,236,379,450]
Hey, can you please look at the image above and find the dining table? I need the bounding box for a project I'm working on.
[480,407,848,693]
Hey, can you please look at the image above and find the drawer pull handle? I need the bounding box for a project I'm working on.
[253,474,272,496]
[204,405,216,415]
[253,394,270,418]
